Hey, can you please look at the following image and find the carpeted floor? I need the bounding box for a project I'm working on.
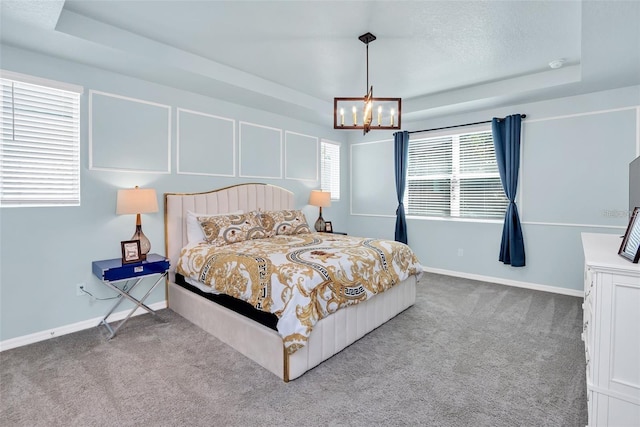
[0,272,587,426]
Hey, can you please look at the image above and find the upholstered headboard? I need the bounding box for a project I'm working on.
[164,183,295,283]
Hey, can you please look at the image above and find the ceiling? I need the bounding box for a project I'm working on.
[1,1,639,128]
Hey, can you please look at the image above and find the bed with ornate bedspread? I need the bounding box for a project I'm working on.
[165,183,423,381]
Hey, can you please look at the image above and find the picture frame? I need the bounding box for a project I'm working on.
[121,240,144,264]
[324,221,333,233]
[618,207,640,263]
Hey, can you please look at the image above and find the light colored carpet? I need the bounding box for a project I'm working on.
[0,272,587,426]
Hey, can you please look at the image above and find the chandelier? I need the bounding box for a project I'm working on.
[333,32,402,135]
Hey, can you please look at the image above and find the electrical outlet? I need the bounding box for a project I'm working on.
[76,283,86,296]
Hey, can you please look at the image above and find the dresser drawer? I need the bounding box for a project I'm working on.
[92,253,170,282]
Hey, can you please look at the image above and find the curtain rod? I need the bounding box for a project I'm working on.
[407,114,526,134]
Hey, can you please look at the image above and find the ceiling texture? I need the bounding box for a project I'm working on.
[1,1,639,128]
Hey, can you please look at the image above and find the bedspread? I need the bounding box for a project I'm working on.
[176,233,423,354]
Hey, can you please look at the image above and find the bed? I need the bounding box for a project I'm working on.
[164,183,422,381]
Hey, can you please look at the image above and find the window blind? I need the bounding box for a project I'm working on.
[406,130,508,219]
[1,77,81,207]
[458,132,508,218]
[407,136,452,216]
[321,140,340,200]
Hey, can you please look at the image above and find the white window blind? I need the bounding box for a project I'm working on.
[406,129,508,219]
[1,76,81,207]
[321,140,340,200]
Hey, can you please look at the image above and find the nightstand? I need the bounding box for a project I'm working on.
[92,253,170,339]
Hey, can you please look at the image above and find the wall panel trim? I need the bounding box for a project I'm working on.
[176,107,236,177]
[89,90,171,173]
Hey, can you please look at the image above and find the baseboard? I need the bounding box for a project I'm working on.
[0,300,167,352]
[422,267,583,298]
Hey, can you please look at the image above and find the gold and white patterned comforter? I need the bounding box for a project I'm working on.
[176,233,423,354]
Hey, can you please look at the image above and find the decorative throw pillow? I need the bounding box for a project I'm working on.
[186,210,243,244]
[257,209,312,236]
[197,212,267,246]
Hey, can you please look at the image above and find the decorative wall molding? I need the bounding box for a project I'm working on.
[350,138,395,216]
[636,106,640,157]
[351,106,639,227]
[238,121,282,179]
[177,108,235,177]
[89,90,171,173]
[526,105,639,124]
[284,131,318,181]
[521,108,635,226]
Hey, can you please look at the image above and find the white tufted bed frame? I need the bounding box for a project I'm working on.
[164,183,417,381]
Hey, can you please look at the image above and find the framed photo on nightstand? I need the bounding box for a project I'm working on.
[121,240,143,264]
[324,221,333,233]
[619,207,640,263]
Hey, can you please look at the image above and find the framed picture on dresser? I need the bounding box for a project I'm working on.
[619,207,640,263]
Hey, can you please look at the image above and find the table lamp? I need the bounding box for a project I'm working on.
[309,190,331,232]
[116,186,159,258]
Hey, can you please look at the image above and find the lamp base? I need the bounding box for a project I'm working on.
[314,215,326,232]
[131,225,151,258]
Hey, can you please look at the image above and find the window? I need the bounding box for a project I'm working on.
[406,128,508,219]
[1,72,82,207]
[321,140,340,200]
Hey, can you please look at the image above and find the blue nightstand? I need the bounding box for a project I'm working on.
[92,253,170,339]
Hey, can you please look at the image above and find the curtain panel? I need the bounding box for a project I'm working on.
[394,131,409,244]
[492,115,525,267]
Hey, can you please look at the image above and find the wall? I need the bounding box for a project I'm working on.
[0,45,349,344]
[348,86,640,294]
[2,43,638,345]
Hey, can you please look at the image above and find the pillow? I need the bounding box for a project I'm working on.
[197,212,267,246]
[186,210,242,244]
[257,209,312,236]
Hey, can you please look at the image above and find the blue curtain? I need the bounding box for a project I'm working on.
[394,131,409,244]
[492,115,525,267]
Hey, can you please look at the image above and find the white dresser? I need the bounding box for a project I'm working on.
[582,233,640,427]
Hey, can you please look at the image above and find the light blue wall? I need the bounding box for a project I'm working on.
[347,86,640,292]
[0,46,349,342]
[2,42,638,343]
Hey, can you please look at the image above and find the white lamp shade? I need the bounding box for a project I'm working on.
[309,190,331,208]
[116,187,159,215]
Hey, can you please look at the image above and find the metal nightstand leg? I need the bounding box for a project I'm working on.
[98,272,167,339]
